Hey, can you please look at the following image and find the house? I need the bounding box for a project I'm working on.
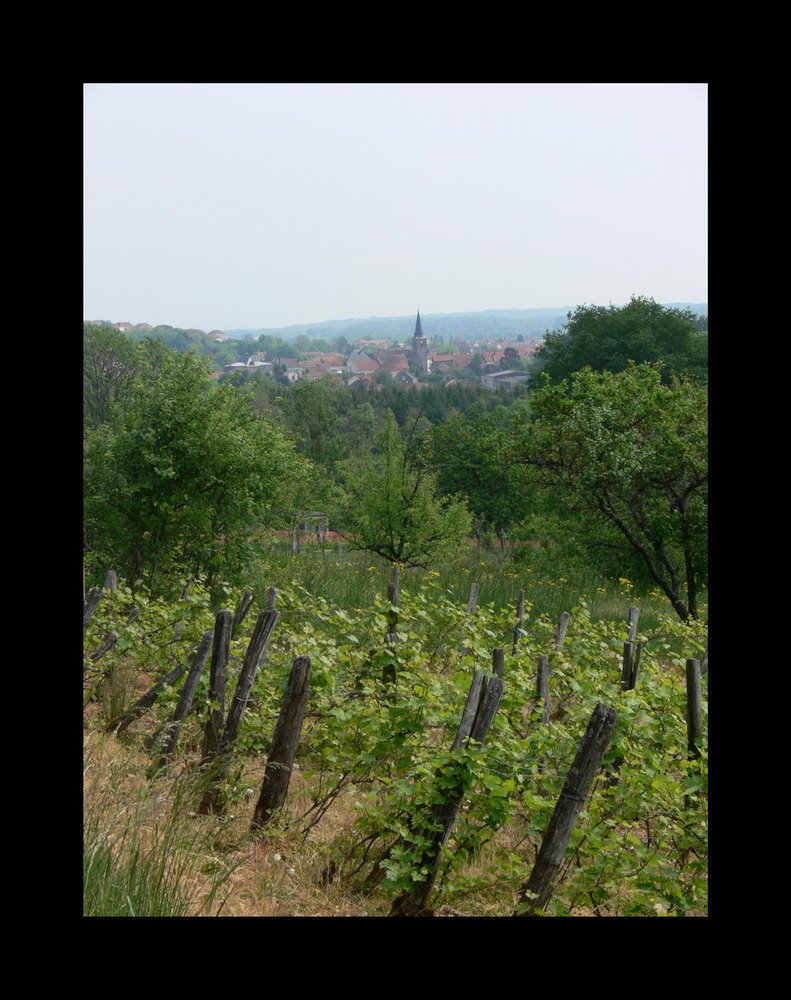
[347,351,381,375]
[208,330,226,342]
[430,352,468,374]
[481,370,529,390]
[375,351,410,373]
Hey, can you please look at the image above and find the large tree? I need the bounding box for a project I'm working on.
[84,342,309,596]
[533,297,707,384]
[336,411,471,567]
[430,407,532,536]
[509,364,707,620]
[83,323,141,430]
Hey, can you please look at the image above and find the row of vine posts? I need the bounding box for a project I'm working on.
[83,564,706,916]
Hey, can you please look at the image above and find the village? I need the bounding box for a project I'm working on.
[209,312,540,390]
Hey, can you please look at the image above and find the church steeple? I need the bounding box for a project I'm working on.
[410,309,430,375]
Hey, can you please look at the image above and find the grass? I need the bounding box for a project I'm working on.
[83,733,237,916]
[245,539,699,633]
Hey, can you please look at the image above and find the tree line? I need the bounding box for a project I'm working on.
[84,297,707,620]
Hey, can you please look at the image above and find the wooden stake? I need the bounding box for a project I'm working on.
[686,659,702,760]
[536,654,550,723]
[383,565,400,686]
[83,587,103,630]
[107,654,193,735]
[554,611,570,651]
[620,642,634,692]
[389,674,505,916]
[198,609,280,814]
[516,703,618,915]
[201,610,233,761]
[231,591,254,633]
[157,630,213,765]
[627,606,640,643]
[251,655,312,830]
[512,590,525,655]
[103,569,118,591]
[466,583,480,618]
[492,648,504,678]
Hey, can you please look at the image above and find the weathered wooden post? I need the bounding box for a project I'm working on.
[88,632,118,662]
[620,641,635,691]
[364,670,485,893]
[554,611,570,651]
[383,564,400,686]
[157,630,213,766]
[259,588,277,666]
[291,526,300,556]
[627,605,640,642]
[251,655,312,830]
[515,703,618,916]
[536,654,550,723]
[492,647,504,678]
[197,609,280,815]
[83,587,103,630]
[231,591,254,633]
[201,610,233,760]
[106,650,196,735]
[389,672,505,916]
[103,569,118,591]
[512,591,525,655]
[458,582,480,657]
[466,583,480,618]
[685,659,702,760]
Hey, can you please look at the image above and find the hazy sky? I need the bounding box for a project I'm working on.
[84,83,707,331]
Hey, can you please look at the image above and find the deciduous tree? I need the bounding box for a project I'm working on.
[533,297,707,384]
[510,363,707,620]
[337,411,472,567]
[84,342,309,596]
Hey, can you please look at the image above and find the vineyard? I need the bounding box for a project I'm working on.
[83,565,708,917]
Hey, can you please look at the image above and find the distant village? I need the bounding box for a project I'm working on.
[108,312,542,390]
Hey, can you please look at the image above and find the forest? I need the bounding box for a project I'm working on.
[83,298,708,917]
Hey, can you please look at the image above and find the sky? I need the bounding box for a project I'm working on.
[84,83,707,331]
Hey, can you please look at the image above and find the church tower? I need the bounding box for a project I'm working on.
[411,310,430,375]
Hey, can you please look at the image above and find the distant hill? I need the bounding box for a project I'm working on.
[227,304,707,343]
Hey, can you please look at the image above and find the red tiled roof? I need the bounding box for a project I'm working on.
[351,356,381,373]
[377,352,409,372]
[312,353,347,367]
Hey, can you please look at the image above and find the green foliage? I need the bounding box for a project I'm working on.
[510,363,707,620]
[430,406,533,535]
[83,323,141,430]
[533,296,707,384]
[83,342,310,596]
[85,564,707,916]
[336,411,472,567]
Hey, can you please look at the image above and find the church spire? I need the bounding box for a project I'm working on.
[413,310,424,339]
